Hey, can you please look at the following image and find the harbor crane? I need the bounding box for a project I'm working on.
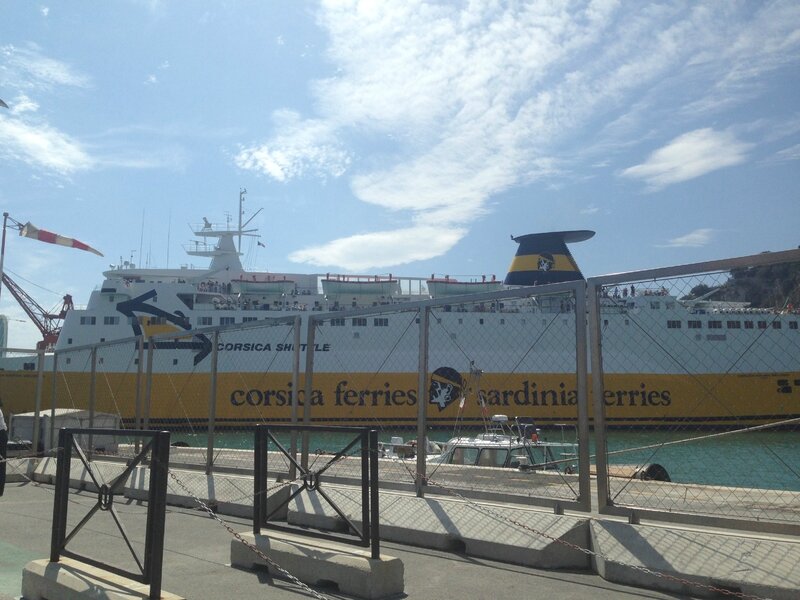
[1,273,72,350]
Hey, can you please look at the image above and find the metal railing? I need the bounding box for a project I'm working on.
[253,424,380,558]
[50,428,170,600]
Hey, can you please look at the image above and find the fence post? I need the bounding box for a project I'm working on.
[49,353,58,451]
[290,316,302,480]
[33,348,44,454]
[587,281,610,512]
[49,428,71,562]
[415,306,429,497]
[144,338,154,430]
[206,330,219,475]
[88,345,97,460]
[301,316,316,470]
[369,429,380,559]
[361,430,370,543]
[574,284,592,511]
[143,430,170,600]
[253,425,266,535]
[134,336,144,453]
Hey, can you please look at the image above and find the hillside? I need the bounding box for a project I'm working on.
[685,259,800,309]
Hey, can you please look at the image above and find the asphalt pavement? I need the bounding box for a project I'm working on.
[0,480,697,600]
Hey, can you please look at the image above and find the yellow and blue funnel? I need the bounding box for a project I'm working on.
[504,230,594,286]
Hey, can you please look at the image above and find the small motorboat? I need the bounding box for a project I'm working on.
[427,414,579,473]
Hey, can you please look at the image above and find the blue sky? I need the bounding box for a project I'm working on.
[1,1,799,349]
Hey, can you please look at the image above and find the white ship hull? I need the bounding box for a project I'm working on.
[1,196,798,428]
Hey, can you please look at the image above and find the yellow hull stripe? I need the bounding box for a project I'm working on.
[1,370,798,428]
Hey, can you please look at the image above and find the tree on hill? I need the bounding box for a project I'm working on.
[681,259,800,308]
[724,260,800,308]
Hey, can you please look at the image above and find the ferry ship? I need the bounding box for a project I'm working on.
[1,192,798,430]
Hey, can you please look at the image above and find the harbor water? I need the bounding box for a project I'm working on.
[169,427,800,492]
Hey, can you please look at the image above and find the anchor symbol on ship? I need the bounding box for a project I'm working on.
[116,290,212,365]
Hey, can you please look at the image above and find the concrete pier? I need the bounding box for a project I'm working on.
[1,458,797,600]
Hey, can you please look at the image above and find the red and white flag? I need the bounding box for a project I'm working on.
[20,222,103,257]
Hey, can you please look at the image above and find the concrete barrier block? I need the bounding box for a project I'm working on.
[6,457,38,483]
[127,467,290,520]
[288,485,590,569]
[230,531,404,599]
[21,557,183,600]
[32,457,127,491]
[591,520,800,600]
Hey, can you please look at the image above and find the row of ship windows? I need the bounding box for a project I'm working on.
[80,315,799,330]
[63,356,181,366]
[80,316,262,326]
[80,316,400,327]
[665,320,798,330]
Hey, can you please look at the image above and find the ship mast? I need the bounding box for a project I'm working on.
[238,187,246,253]
[237,187,263,254]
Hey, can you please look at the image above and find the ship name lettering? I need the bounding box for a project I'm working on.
[481,382,577,407]
[334,380,417,407]
[216,342,331,352]
[475,381,671,408]
[230,385,324,407]
[603,385,671,407]
[276,343,331,352]
[218,343,272,352]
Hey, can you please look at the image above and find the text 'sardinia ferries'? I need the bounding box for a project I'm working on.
[4,192,799,430]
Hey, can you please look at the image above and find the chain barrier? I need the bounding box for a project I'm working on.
[421,474,769,600]
[4,446,332,600]
[164,466,332,600]
[387,457,768,600]
[2,444,780,600]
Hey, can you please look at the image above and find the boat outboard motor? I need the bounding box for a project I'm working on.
[504,230,595,286]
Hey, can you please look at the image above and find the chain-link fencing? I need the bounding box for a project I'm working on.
[2,248,798,536]
[588,248,800,534]
[1,348,46,453]
[297,280,591,510]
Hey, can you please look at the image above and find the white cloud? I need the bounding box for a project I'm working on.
[40,6,49,17]
[289,225,466,271]
[235,112,350,182]
[0,46,96,174]
[8,94,39,114]
[772,144,800,164]
[580,205,600,215]
[237,2,800,269]
[1,44,90,90]
[0,116,93,174]
[620,128,752,189]
[659,228,716,248]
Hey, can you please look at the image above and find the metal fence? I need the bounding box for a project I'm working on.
[50,427,170,600]
[588,248,800,535]
[2,247,799,535]
[254,424,381,557]
[301,281,591,512]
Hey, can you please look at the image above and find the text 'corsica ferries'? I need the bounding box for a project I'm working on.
[6,190,799,430]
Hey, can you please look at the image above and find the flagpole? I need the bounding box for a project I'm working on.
[0,212,8,304]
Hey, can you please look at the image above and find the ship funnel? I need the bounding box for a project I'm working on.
[504,230,594,286]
